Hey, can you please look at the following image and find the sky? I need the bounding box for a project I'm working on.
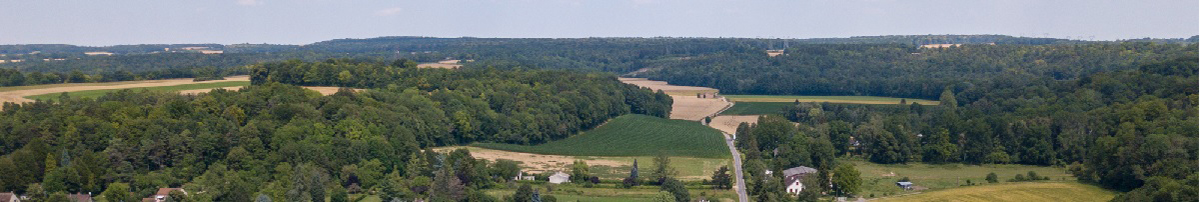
[1,0,1196,46]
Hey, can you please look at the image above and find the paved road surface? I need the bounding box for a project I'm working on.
[725,135,748,202]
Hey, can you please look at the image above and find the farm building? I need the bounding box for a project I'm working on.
[897,181,914,190]
[783,166,819,195]
[199,50,224,54]
[548,171,571,184]
[0,192,19,202]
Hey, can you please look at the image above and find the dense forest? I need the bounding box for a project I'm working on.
[0,60,672,201]
[735,56,1196,201]
[636,43,1197,100]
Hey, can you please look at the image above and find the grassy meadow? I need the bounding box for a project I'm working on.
[845,159,1079,198]
[474,114,729,158]
[26,81,249,100]
[872,182,1116,202]
[723,95,939,105]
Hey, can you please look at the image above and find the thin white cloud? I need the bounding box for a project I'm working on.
[374,7,404,16]
[236,0,262,6]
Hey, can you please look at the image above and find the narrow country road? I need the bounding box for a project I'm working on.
[725,134,749,202]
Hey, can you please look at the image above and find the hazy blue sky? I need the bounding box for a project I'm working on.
[1,0,1196,45]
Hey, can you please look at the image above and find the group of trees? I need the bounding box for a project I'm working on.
[0,60,673,201]
[733,115,850,201]
[763,55,1197,200]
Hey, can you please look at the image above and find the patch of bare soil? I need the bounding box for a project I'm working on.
[0,76,250,104]
[709,115,760,135]
[618,78,718,93]
[417,60,463,69]
[178,86,244,95]
[433,146,625,174]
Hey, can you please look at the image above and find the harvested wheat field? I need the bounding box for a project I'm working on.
[620,78,730,121]
[417,60,463,69]
[709,115,760,135]
[670,96,731,120]
[432,146,625,174]
[180,86,363,96]
[0,76,249,104]
[618,78,717,96]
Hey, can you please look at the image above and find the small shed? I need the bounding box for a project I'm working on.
[548,171,571,184]
[896,181,914,190]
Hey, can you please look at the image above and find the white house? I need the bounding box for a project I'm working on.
[548,171,571,184]
[782,166,818,195]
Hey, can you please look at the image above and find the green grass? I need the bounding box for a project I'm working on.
[846,158,1079,198]
[723,95,939,105]
[720,102,794,115]
[873,182,1116,202]
[25,81,249,101]
[474,114,730,158]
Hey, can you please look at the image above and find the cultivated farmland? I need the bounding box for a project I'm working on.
[719,102,794,115]
[474,114,729,158]
[26,81,251,101]
[708,115,759,135]
[0,76,250,103]
[873,182,1115,202]
[724,95,939,105]
[619,77,730,120]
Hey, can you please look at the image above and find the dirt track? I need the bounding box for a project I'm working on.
[0,76,250,104]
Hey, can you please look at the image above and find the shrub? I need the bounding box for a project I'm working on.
[986,172,999,183]
[1027,171,1040,181]
[1011,174,1027,182]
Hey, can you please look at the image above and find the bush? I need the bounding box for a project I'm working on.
[1027,171,1040,181]
[1011,174,1027,182]
[986,172,999,183]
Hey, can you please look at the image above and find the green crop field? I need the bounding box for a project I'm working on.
[474,114,729,158]
[873,182,1115,202]
[26,81,249,101]
[720,102,794,115]
[723,95,939,105]
[845,158,1080,198]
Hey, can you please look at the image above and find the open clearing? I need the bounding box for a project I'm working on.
[435,146,730,181]
[475,114,729,158]
[708,115,759,135]
[724,95,939,105]
[873,182,1115,202]
[0,76,250,103]
[619,78,730,120]
[846,159,1079,198]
